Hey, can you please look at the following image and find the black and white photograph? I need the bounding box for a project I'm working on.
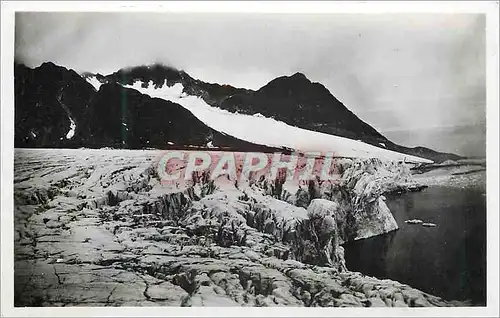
[1,1,499,316]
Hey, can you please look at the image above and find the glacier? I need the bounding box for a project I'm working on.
[14,148,460,307]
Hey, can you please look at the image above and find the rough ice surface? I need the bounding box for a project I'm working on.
[124,80,432,164]
[66,116,76,139]
[13,148,462,307]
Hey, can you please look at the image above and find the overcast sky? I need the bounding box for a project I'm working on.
[15,12,486,156]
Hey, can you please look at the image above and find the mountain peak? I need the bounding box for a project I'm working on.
[40,61,56,67]
[282,72,312,84]
[39,61,64,71]
[259,72,312,93]
[290,72,309,80]
[105,63,188,87]
[113,63,182,76]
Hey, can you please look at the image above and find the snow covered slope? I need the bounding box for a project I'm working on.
[124,80,433,164]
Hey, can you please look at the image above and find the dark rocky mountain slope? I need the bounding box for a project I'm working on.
[215,72,462,162]
[15,62,95,148]
[14,62,284,153]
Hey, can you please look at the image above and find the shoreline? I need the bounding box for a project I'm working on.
[344,175,486,305]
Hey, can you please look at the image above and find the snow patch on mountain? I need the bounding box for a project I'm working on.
[66,116,76,139]
[85,75,103,91]
[124,80,432,163]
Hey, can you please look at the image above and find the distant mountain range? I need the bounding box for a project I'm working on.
[14,62,462,162]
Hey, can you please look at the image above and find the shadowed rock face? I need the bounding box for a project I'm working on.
[220,73,388,144]
[15,62,96,148]
[77,83,284,152]
[14,149,462,307]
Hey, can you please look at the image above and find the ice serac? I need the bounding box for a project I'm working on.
[246,157,408,243]
[335,158,405,240]
[293,199,347,271]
